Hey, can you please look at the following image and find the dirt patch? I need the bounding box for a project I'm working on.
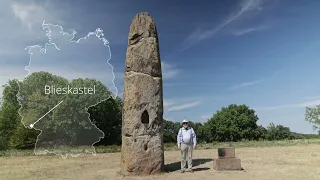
[1,145,320,180]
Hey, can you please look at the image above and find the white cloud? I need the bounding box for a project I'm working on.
[163,116,174,121]
[233,28,257,36]
[0,17,120,97]
[164,97,205,111]
[233,24,269,36]
[11,1,62,31]
[0,0,64,58]
[298,100,320,108]
[231,79,263,89]
[180,0,264,51]
[0,1,123,100]
[255,99,320,111]
[239,80,263,87]
[168,101,201,111]
[163,99,175,109]
[201,115,210,120]
[161,61,181,79]
[0,64,26,98]
[303,96,320,100]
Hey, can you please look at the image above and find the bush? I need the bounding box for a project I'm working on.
[265,123,294,140]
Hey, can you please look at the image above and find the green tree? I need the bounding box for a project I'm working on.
[0,80,41,150]
[9,123,39,149]
[18,72,113,149]
[203,104,260,142]
[305,105,320,130]
[188,121,204,142]
[0,72,123,150]
[254,125,268,140]
[163,120,206,143]
[197,125,209,142]
[163,119,181,143]
[89,96,123,145]
[188,121,202,132]
[0,80,22,149]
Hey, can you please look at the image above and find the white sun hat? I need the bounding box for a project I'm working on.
[182,119,188,123]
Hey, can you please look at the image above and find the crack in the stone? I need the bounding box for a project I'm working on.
[125,70,161,78]
[129,32,144,45]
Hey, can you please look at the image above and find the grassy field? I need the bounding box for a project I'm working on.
[1,138,320,157]
[1,140,320,180]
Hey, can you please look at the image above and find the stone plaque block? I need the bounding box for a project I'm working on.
[213,158,242,171]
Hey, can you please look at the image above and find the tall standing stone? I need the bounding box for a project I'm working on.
[120,12,164,176]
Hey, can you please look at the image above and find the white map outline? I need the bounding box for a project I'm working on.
[17,21,119,159]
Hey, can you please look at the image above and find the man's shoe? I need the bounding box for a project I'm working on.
[181,170,185,173]
[188,169,194,173]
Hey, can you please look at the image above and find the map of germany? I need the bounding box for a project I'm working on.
[17,21,117,158]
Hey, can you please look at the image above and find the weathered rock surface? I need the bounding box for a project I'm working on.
[121,136,163,175]
[120,12,164,176]
[125,12,161,78]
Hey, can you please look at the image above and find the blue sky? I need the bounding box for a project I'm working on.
[1,0,320,133]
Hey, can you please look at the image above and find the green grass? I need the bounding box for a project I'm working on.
[0,145,121,157]
[1,139,320,157]
[164,138,320,151]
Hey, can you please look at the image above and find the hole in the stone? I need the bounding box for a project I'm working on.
[134,139,136,142]
[141,110,149,124]
[151,123,156,129]
[144,144,148,151]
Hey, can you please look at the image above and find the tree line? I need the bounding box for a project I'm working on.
[0,72,319,150]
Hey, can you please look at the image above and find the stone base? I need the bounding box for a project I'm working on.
[213,158,242,171]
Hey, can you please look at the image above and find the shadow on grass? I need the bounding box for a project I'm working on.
[164,158,212,172]
[193,167,211,171]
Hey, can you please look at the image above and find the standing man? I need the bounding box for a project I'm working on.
[177,120,197,173]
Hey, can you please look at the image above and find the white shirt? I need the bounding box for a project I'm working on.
[177,126,196,146]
